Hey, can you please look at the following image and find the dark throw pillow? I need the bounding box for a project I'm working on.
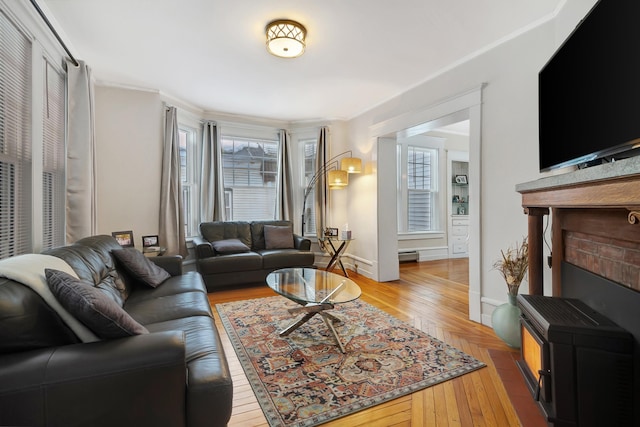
[112,248,170,288]
[264,225,294,249]
[45,269,148,339]
[211,238,251,254]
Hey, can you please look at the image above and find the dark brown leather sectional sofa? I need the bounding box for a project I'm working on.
[0,235,232,427]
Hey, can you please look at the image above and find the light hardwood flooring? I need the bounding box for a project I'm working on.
[207,259,524,426]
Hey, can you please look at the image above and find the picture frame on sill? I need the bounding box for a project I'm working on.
[142,235,159,248]
[455,175,468,184]
[324,227,339,237]
[112,230,134,247]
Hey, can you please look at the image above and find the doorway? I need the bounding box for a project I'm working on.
[373,87,483,322]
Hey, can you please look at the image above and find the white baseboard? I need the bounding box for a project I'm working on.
[417,246,450,261]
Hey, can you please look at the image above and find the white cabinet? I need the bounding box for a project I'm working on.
[450,218,469,255]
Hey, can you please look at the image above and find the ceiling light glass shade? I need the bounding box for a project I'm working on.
[340,157,362,173]
[265,20,306,58]
[327,169,348,188]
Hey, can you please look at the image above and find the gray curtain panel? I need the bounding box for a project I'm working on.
[200,121,225,222]
[159,106,187,257]
[275,129,293,221]
[66,60,97,243]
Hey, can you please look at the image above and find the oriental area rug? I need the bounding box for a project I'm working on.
[216,296,485,427]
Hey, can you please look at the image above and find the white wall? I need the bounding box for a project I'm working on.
[342,0,598,323]
[89,0,598,323]
[94,85,164,245]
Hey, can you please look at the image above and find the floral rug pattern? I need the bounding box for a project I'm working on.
[216,296,485,427]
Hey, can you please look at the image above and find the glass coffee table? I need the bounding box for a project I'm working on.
[266,267,362,353]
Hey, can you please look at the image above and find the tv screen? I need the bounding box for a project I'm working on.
[539,0,640,172]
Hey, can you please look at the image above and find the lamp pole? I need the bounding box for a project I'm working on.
[300,150,359,236]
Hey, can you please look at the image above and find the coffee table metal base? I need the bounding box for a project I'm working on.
[279,302,346,353]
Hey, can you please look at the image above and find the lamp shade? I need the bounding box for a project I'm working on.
[266,20,306,58]
[340,157,362,173]
[327,169,348,188]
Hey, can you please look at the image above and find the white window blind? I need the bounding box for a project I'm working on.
[179,126,197,237]
[302,139,317,235]
[0,11,32,258]
[407,146,435,231]
[42,61,65,250]
[398,144,438,233]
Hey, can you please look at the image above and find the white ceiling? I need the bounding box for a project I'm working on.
[41,0,563,122]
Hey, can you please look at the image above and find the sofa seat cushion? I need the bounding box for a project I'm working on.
[259,249,316,270]
[124,291,212,325]
[126,272,206,303]
[146,316,222,364]
[197,252,263,275]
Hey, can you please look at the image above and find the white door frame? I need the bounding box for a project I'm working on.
[370,86,484,322]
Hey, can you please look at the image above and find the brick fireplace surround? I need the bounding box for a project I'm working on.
[517,156,640,424]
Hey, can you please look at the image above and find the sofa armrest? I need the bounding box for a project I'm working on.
[294,234,311,251]
[150,255,183,276]
[0,331,187,427]
[193,236,216,259]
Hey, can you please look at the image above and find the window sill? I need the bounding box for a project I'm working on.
[398,231,445,240]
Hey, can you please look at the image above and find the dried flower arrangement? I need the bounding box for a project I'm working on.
[493,237,529,296]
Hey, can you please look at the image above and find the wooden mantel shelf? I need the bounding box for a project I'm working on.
[516,156,640,296]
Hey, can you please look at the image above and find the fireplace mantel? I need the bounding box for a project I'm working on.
[516,156,640,296]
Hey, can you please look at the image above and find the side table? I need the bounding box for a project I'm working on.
[321,238,353,277]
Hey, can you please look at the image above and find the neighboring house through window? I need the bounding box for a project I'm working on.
[221,135,278,221]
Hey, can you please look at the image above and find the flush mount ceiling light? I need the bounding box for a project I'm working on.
[265,19,306,58]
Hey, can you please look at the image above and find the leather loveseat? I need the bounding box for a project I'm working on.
[0,235,232,427]
[193,220,315,291]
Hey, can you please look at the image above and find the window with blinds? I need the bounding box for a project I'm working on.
[302,139,317,235]
[398,145,439,233]
[42,61,66,250]
[179,126,197,238]
[407,146,436,231]
[0,10,33,258]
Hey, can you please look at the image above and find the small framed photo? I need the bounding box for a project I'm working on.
[112,230,134,248]
[142,235,159,248]
[455,175,468,184]
[324,227,339,237]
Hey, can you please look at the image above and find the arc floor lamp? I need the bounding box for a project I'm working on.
[302,151,362,236]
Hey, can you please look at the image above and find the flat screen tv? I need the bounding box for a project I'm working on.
[539,0,640,172]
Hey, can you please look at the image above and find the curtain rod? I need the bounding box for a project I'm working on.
[30,0,79,67]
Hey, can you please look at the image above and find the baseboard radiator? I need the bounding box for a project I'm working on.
[398,251,418,262]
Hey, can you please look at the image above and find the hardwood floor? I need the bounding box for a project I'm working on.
[208,259,527,426]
